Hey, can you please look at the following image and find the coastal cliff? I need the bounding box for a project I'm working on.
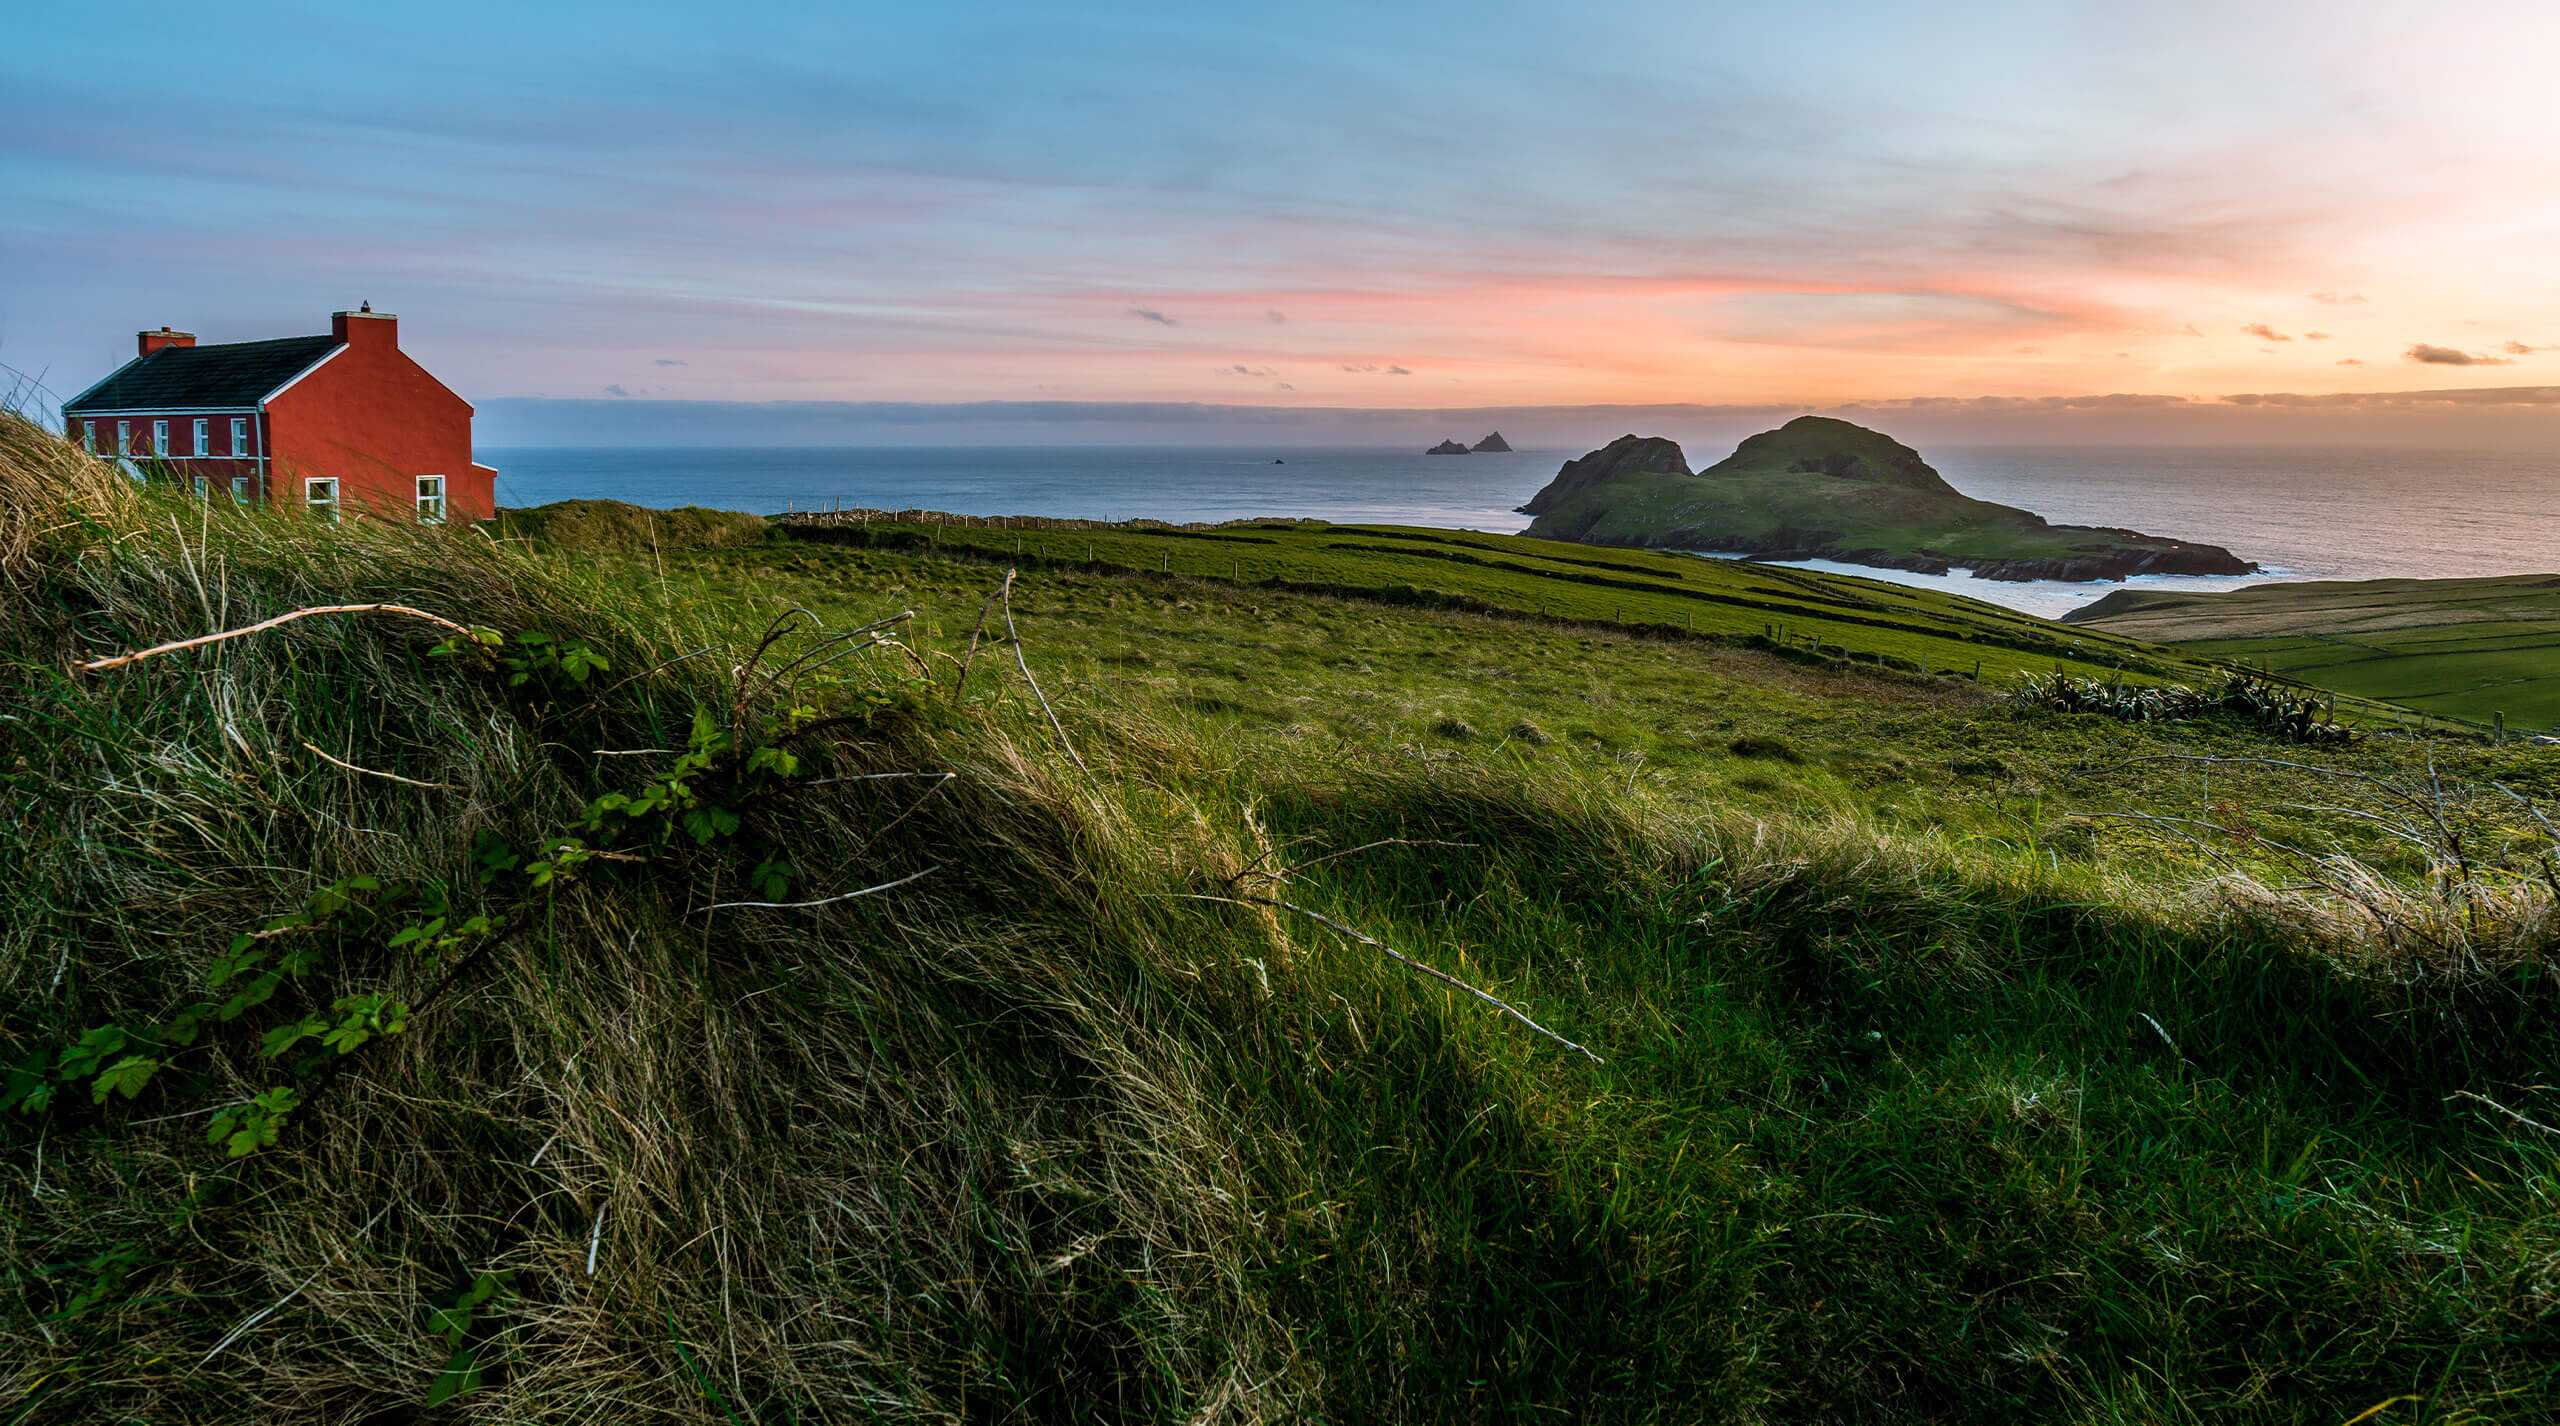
[1517,417,2255,583]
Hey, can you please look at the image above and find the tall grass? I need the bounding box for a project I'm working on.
[5,411,2558,1422]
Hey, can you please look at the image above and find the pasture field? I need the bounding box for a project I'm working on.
[2069,574,2560,729]
[11,448,2560,1426]
[759,511,2178,676]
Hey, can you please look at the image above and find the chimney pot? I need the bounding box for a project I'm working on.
[331,307,398,349]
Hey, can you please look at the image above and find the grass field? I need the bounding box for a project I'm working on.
[10,440,2560,1424]
[2068,574,2560,729]
[739,509,2233,675]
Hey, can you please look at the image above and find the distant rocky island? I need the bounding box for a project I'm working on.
[1427,439,1470,454]
[1426,431,1514,454]
[1517,416,2255,583]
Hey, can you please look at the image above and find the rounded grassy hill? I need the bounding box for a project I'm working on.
[1520,416,2256,582]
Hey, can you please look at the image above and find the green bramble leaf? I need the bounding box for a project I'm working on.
[57,1025,129,1082]
[208,1086,300,1157]
[259,1014,328,1060]
[425,1347,482,1407]
[160,1003,210,1047]
[750,859,792,901]
[387,916,445,950]
[218,970,285,1022]
[4,1054,56,1115]
[208,944,270,987]
[90,1056,161,1104]
[320,994,409,1056]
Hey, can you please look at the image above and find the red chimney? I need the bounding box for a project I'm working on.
[331,301,397,350]
[138,326,196,358]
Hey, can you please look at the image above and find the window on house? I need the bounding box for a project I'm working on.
[193,475,209,499]
[416,474,447,524]
[232,475,254,503]
[153,420,169,456]
[193,418,209,455]
[116,420,130,454]
[305,477,339,522]
[79,420,94,452]
[232,417,249,455]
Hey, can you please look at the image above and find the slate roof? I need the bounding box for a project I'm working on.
[63,336,342,412]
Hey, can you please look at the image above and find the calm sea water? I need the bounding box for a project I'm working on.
[485,444,2560,619]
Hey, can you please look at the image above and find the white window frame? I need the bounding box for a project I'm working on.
[192,417,208,455]
[231,417,249,455]
[153,419,169,456]
[81,420,96,453]
[116,420,130,454]
[193,474,209,499]
[231,475,254,503]
[416,474,447,524]
[305,477,339,522]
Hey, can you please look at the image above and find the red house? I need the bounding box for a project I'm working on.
[61,306,497,522]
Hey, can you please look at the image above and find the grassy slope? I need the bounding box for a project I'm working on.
[8,458,2560,1424]
[2069,574,2560,728]
[1519,418,2216,564]
[751,511,2184,677]
[748,513,2419,728]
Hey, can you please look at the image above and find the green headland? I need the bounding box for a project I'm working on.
[8,410,2559,1423]
[1520,415,2258,582]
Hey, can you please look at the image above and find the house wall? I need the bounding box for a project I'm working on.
[71,411,269,497]
[77,412,261,459]
[262,314,496,521]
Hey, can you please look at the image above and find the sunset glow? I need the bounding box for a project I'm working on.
[13,1,2560,432]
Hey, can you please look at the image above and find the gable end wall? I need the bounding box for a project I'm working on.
[264,345,494,520]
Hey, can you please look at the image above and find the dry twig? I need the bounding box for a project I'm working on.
[2450,1089,2560,1138]
[1001,569,1087,772]
[1226,837,1478,888]
[710,863,939,911]
[299,741,463,792]
[77,603,476,675]
[954,570,1012,697]
[1193,892,1603,1064]
[202,1205,392,1363]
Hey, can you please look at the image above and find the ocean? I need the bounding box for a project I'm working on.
[484,444,2560,619]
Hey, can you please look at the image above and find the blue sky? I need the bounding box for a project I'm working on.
[11,0,2560,440]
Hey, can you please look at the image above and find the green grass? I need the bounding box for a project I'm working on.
[497,496,770,551]
[8,451,2560,1424]
[702,511,2425,734]
[2070,574,2560,730]
[752,511,2189,675]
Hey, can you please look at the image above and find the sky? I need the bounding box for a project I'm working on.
[11,0,2560,444]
